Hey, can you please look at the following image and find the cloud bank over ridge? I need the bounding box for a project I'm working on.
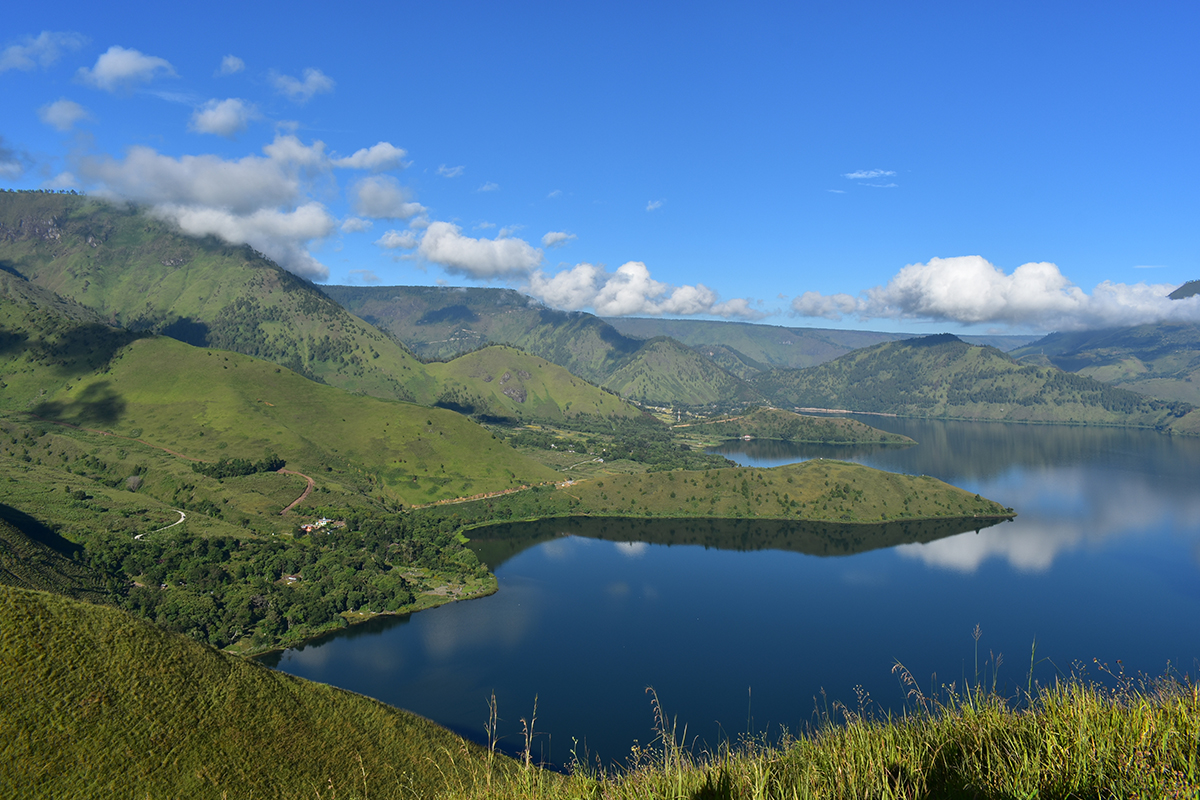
[793,256,1200,331]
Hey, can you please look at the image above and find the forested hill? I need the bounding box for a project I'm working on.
[752,334,1193,428]
[1011,322,1200,406]
[323,284,760,407]
[0,192,433,403]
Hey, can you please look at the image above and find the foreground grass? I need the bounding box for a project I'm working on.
[455,671,1200,800]
[4,584,1196,798]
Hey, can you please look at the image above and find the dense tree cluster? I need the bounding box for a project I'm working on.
[79,509,484,650]
[191,453,286,480]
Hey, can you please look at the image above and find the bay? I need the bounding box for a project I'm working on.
[263,417,1200,768]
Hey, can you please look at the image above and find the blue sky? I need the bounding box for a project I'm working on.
[2,1,1197,333]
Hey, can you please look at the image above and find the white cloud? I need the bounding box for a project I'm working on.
[477,181,499,192]
[547,189,563,198]
[844,169,895,180]
[418,221,542,278]
[791,255,1200,330]
[0,31,86,73]
[646,199,664,211]
[352,175,426,219]
[0,139,29,180]
[189,98,257,138]
[333,142,407,171]
[217,55,244,76]
[270,67,335,103]
[42,171,79,190]
[542,231,576,248]
[78,134,339,280]
[38,98,90,131]
[527,261,765,320]
[375,229,418,250]
[82,136,323,213]
[77,45,175,92]
[827,189,846,194]
[154,202,335,281]
[348,269,379,283]
[340,217,373,233]
[791,290,860,320]
[437,164,464,178]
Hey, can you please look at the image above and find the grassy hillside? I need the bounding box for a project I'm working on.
[323,284,759,407]
[754,334,1193,428]
[1012,322,1200,405]
[0,287,558,509]
[422,344,641,422]
[601,336,761,406]
[608,317,1039,372]
[674,407,914,446]
[0,192,437,403]
[423,458,1013,528]
[0,585,529,799]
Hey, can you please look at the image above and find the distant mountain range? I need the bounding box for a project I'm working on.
[0,193,641,424]
[753,333,1194,430]
[1013,322,1200,406]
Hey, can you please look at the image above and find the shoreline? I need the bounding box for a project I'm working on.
[245,510,1016,658]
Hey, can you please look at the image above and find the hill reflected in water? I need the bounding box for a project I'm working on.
[467,514,1008,571]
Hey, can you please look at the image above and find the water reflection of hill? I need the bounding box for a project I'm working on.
[467,515,1007,570]
[708,437,909,464]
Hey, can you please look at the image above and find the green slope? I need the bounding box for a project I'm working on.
[0,585,524,799]
[753,333,1192,428]
[322,284,759,407]
[426,458,1013,528]
[0,192,435,403]
[1012,322,1200,405]
[675,407,914,445]
[0,283,558,510]
[421,344,642,422]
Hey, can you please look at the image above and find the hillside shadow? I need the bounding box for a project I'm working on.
[0,260,26,279]
[32,381,126,426]
[159,317,211,347]
[417,305,479,325]
[0,503,81,558]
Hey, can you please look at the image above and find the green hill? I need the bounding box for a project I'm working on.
[424,458,1013,528]
[1012,322,1200,406]
[0,191,435,402]
[675,407,914,445]
[0,286,558,511]
[322,284,760,407]
[0,584,525,799]
[423,344,641,422]
[753,333,1192,428]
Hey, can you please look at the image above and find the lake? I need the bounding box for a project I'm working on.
[262,417,1200,768]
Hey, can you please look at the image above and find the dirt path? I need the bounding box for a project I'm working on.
[278,469,316,515]
[410,483,543,510]
[671,414,746,429]
[140,510,186,538]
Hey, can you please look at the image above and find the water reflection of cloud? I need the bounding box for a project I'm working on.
[899,467,1200,573]
[421,582,537,660]
[607,581,630,597]
[614,541,648,558]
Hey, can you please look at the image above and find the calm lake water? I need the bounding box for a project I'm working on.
[263,417,1200,768]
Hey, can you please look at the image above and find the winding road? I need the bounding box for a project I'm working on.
[278,469,316,515]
